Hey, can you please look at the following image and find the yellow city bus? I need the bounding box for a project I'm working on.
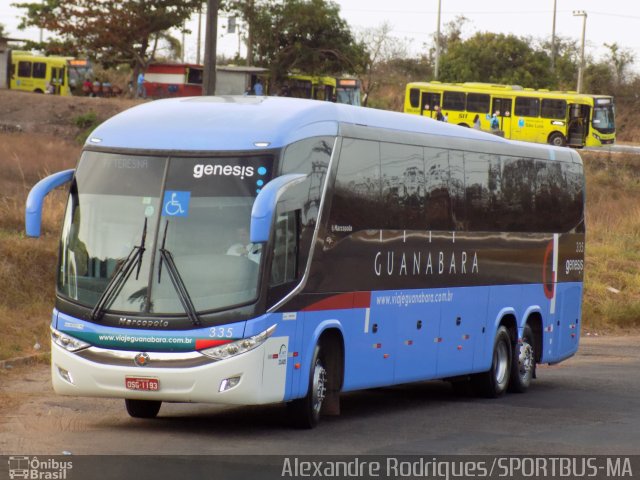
[9,51,92,96]
[404,82,615,147]
[286,74,361,106]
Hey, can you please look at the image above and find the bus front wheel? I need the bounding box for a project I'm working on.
[472,326,512,398]
[548,132,566,147]
[288,344,327,429]
[125,399,162,418]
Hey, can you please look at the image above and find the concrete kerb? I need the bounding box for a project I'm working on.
[0,352,49,370]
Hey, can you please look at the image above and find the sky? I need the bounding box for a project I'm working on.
[1,0,640,67]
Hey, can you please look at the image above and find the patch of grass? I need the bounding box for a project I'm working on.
[0,132,77,360]
[72,111,100,144]
[582,151,640,332]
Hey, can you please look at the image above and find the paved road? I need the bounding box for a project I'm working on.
[585,144,640,154]
[1,335,639,456]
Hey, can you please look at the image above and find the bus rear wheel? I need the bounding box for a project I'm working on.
[548,132,566,147]
[125,399,162,418]
[508,324,535,393]
[472,326,512,398]
[288,344,327,429]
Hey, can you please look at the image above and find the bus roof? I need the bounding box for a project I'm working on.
[87,96,565,156]
[407,81,613,101]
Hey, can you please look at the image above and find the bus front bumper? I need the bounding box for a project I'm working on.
[50,337,289,405]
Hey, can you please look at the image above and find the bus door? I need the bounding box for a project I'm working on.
[492,97,513,138]
[314,84,334,101]
[421,92,441,119]
[51,66,65,95]
[567,103,590,147]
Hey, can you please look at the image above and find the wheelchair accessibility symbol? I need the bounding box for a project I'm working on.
[162,191,191,217]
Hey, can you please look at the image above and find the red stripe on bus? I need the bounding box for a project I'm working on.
[302,292,371,312]
[195,339,233,350]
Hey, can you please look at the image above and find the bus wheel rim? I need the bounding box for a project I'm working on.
[518,342,534,381]
[495,341,509,386]
[311,360,327,415]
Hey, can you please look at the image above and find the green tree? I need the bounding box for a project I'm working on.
[439,32,554,88]
[605,42,635,87]
[245,0,366,83]
[13,0,202,91]
[541,36,580,89]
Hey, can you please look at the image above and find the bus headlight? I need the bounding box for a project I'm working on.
[51,327,90,352]
[200,324,276,361]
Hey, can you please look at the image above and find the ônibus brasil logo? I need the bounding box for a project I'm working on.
[8,456,73,479]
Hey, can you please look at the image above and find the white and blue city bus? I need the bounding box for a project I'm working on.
[26,96,585,428]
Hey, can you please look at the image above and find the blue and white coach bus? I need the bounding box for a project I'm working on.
[26,96,585,428]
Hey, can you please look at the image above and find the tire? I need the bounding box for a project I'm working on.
[458,123,470,128]
[288,344,328,429]
[125,399,161,418]
[509,324,536,393]
[548,132,566,147]
[472,326,512,398]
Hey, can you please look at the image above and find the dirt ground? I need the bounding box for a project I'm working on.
[0,89,141,141]
[0,335,638,455]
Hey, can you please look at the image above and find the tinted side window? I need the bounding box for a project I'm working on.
[32,62,47,79]
[270,211,300,286]
[330,139,381,232]
[17,61,31,77]
[464,152,493,230]
[541,99,567,119]
[381,143,424,229]
[515,97,540,117]
[282,136,333,176]
[467,93,490,113]
[281,136,333,221]
[409,88,420,108]
[424,147,458,230]
[563,161,585,232]
[443,91,465,111]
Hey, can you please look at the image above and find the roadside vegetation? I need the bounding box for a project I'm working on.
[0,123,638,361]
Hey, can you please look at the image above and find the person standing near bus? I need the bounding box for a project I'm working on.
[490,112,500,130]
[473,114,481,129]
[434,105,445,121]
[136,72,145,98]
[254,78,264,96]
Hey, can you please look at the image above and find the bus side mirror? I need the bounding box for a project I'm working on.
[25,169,75,238]
[250,174,306,244]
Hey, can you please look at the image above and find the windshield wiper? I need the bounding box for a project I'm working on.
[91,218,147,321]
[157,220,201,327]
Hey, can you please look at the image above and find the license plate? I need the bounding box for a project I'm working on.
[125,377,159,391]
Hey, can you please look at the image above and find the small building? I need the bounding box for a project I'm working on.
[216,65,268,95]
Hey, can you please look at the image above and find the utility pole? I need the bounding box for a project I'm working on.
[202,0,219,95]
[246,0,254,66]
[181,22,186,63]
[573,10,587,93]
[434,0,441,80]
[196,4,203,65]
[551,0,557,70]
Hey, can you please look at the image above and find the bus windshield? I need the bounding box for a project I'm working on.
[336,87,361,106]
[58,151,274,316]
[592,103,615,133]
